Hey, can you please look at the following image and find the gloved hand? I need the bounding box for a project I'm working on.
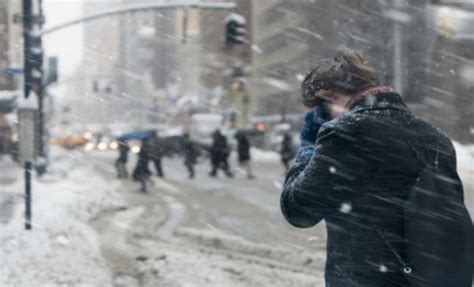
[300,104,331,146]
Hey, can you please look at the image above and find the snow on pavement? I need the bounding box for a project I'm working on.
[0,148,124,287]
[136,238,323,287]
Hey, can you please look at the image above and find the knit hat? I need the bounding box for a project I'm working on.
[301,48,378,108]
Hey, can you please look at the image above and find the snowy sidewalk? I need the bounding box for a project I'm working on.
[0,149,124,287]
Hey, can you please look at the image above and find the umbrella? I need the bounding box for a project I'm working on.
[117,130,152,142]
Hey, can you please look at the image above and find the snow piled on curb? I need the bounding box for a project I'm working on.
[0,148,124,287]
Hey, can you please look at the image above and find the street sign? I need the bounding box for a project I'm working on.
[5,68,24,75]
[18,94,37,229]
[17,92,38,163]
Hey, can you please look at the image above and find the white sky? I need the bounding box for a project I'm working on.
[43,0,85,76]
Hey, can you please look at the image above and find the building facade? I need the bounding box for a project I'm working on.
[250,0,473,142]
[1,0,23,91]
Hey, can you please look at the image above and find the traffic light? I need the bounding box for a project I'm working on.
[25,36,44,97]
[225,12,247,46]
[29,48,44,85]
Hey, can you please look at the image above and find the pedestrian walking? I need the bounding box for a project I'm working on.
[132,138,152,192]
[281,48,473,287]
[149,131,165,178]
[280,132,295,171]
[115,140,129,178]
[182,133,200,179]
[209,129,233,178]
[235,132,254,179]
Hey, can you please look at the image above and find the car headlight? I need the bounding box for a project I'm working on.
[84,132,93,140]
[109,141,118,150]
[84,142,95,151]
[98,142,107,151]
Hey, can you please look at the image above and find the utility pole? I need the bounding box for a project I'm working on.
[22,0,34,230]
[20,0,45,229]
[36,0,47,176]
[23,0,33,99]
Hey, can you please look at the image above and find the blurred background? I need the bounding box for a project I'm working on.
[1,0,474,153]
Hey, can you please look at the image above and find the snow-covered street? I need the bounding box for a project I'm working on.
[87,148,328,286]
[1,143,473,287]
[1,147,326,286]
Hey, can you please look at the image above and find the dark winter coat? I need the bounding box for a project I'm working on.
[117,143,130,162]
[132,140,152,181]
[281,92,465,287]
[236,135,251,162]
[210,133,230,163]
[149,137,166,160]
[183,138,199,165]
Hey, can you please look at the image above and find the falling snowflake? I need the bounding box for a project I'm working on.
[379,264,388,273]
[339,202,352,214]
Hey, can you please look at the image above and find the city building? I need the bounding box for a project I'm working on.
[2,0,23,91]
[249,0,393,118]
[81,0,121,125]
[0,2,10,90]
[250,0,474,142]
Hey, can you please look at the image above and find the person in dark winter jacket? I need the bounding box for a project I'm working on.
[115,140,129,178]
[182,133,200,179]
[235,132,254,179]
[281,48,473,287]
[209,129,233,178]
[132,138,152,185]
[149,132,165,178]
[280,132,295,171]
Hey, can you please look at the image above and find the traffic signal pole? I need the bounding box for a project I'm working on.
[37,0,47,175]
[22,0,33,230]
[36,2,236,37]
[23,0,33,99]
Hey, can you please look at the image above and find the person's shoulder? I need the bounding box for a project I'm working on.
[318,111,369,140]
[406,113,454,151]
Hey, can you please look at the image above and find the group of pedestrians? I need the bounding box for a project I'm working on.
[114,132,165,192]
[207,129,255,179]
[114,129,258,190]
